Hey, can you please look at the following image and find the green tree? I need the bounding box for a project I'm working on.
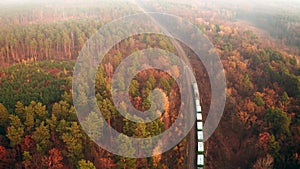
[158,77,171,94]
[46,114,58,133]
[0,103,10,128]
[15,101,25,122]
[268,135,280,158]
[24,110,34,133]
[145,75,156,90]
[6,115,24,161]
[254,95,265,106]
[32,121,52,154]
[147,119,163,137]
[77,159,96,169]
[243,74,251,90]
[22,151,32,168]
[134,120,152,158]
[6,115,24,147]
[265,108,291,137]
[61,122,84,164]
[82,111,104,142]
[23,102,35,125]
[129,80,140,98]
[116,134,136,169]
[74,84,88,111]
[123,114,134,137]
[33,102,49,123]
[52,101,77,121]
[280,92,290,107]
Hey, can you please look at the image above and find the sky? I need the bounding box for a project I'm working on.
[0,0,299,14]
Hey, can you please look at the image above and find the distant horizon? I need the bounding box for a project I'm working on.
[1,0,299,18]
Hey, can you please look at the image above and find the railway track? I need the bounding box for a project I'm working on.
[129,1,205,168]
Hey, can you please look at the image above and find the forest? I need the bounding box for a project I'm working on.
[0,0,300,169]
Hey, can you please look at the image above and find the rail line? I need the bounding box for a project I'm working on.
[193,82,204,169]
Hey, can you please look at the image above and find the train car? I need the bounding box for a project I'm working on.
[196,112,202,120]
[195,99,200,106]
[197,142,204,153]
[196,105,202,113]
[195,99,202,112]
[197,131,203,141]
[197,121,203,131]
[192,82,199,98]
[192,82,198,91]
[197,154,204,168]
[193,82,201,113]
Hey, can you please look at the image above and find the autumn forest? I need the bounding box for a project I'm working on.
[0,0,299,169]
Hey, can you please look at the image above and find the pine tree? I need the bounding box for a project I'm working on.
[158,77,171,94]
[116,134,136,169]
[6,115,24,161]
[129,80,140,98]
[33,102,48,123]
[15,101,25,122]
[82,111,104,142]
[32,121,52,154]
[0,103,9,128]
[77,159,96,169]
[61,122,84,164]
[24,110,34,133]
[265,108,291,137]
[6,115,24,147]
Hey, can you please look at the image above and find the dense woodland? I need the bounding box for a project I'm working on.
[0,1,300,169]
[0,1,138,66]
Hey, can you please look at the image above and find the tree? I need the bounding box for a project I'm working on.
[82,111,104,142]
[252,154,274,169]
[116,134,136,169]
[21,135,35,153]
[158,77,171,94]
[52,101,77,121]
[32,121,52,154]
[0,146,16,168]
[280,92,290,108]
[33,102,49,124]
[77,159,96,169]
[0,103,9,128]
[129,80,140,98]
[253,94,265,107]
[0,146,6,160]
[147,119,163,137]
[152,146,162,168]
[6,115,24,147]
[24,110,34,133]
[61,122,84,164]
[123,114,134,137]
[46,114,59,144]
[243,73,252,91]
[97,98,117,141]
[6,115,24,162]
[56,119,68,136]
[74,84,89,112]
[268,135,280,158]
[265,108,291,137]
[22,151,32,169]
[23,103,35,125]
[145,75,156,90]
[133,120,152,159]
[44,148,64,169]
[15,101,25,122]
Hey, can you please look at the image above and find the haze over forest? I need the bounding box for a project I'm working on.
[0,0,299,169]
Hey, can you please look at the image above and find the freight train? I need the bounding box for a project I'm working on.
[193,82,204,169]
